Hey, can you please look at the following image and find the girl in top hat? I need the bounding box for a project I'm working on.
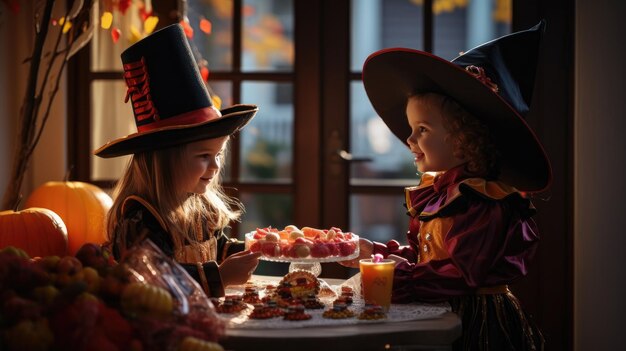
[95,24,261,297]
[343,22,549,350]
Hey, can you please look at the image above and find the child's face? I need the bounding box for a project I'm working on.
[179,136,229,194]
[405,97,466,173]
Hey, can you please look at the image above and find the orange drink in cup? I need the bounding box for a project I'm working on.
[359,258,395,311]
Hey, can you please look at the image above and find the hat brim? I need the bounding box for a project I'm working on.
[94,104,258,158]
[363,49,551,192]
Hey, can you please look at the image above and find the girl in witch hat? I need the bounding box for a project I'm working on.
[343,22,549,350]
[95,24,261,297]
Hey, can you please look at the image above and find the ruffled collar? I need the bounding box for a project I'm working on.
[405,164,531,219]
[431,164,475,193]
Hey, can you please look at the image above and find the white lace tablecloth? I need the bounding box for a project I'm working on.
[222,274,451,330]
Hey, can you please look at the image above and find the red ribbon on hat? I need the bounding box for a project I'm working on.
[123,57,160,123]
[465,65,499,93]
[136,107,221,132]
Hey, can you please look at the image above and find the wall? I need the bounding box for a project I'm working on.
[0,2,66,208]
[575,0,626,349]
[0,7,24,204]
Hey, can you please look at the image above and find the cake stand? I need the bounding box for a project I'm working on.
[244,232,360,277]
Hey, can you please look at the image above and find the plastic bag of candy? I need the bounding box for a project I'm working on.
[120,240,225,351]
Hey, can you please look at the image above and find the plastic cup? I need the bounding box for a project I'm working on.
[359,258,395,311]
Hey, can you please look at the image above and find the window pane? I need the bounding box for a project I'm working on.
[349,81,418,184]
[433,0,512,60]
[188,0,234,71]
[350,194,408,244]
[210,81,233,109]
[351,0,423,71]
[91,5,153,71]
[90,19,129,71]
[239,193,294,234]
[242,0,294,72]
[90,81,134,180]
[240,82,293,183]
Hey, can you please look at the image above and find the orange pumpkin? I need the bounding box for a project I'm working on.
[25,181,113,255]
[0,208,68,257]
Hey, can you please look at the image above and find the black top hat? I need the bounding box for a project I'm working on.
[363,21,551,192]
[94,24,258,158]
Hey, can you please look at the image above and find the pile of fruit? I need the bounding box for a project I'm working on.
[245,225,358,260]
[0,244,224,351]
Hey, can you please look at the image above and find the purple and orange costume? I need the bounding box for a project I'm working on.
[373,165,544,350]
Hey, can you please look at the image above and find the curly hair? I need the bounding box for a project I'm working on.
[410,93,500,177]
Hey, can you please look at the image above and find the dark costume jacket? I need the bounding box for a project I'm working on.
[110,196,244,297]
[373,165,544,350]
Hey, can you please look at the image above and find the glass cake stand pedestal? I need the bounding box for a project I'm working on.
[259,250,359,277]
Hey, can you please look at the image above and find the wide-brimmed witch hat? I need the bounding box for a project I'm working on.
[94,24,258,158]
[363,21,551,192]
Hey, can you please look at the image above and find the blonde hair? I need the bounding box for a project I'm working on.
[409,93,499,176]
[107,138,242,250]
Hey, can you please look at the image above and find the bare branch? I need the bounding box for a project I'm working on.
[32,3,71,130]
[19,0,54,145]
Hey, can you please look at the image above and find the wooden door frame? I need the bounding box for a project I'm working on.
[293,0,323,228]
[511,1,574,350]
[320,0,351,230]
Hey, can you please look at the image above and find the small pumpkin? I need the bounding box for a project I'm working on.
[25,181,113,255]
[0,208,68,257]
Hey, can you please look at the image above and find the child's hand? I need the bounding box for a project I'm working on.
[338,238,374,268]
[219,250,262,287]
